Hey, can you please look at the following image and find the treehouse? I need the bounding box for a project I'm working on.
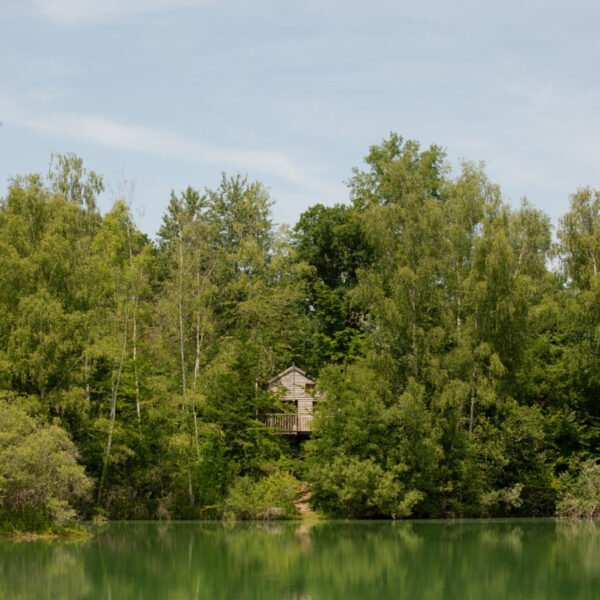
[264,366,319,436]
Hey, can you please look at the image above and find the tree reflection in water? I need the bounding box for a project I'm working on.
[0,520,598,599]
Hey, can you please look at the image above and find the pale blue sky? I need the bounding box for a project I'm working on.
[1,0,599,235]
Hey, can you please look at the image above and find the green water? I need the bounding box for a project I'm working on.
[0,520,598,599]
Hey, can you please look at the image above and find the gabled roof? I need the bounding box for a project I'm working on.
[268,365,314,386]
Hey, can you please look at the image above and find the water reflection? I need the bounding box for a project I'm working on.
[0,520,598,599]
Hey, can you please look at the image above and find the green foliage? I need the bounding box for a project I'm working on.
[303,134,597,518]
[293,203,371,373]
[0,400,92,532]
[305,365,436,518]
[556,460,600,519]
[223,471,302,520]
[0,141,598,525]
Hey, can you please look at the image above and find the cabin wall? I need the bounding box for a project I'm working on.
[269,369,316,416]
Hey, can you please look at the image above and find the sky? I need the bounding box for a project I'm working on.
[1,0,599,236]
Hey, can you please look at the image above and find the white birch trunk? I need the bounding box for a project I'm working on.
[98,305,129,504]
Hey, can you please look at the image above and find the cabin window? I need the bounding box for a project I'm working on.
[305,383,315,393]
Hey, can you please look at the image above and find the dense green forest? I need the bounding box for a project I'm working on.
[0,135,598,530]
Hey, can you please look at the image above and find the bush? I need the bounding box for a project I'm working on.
[556,460,600,519]
[308,455,423,518]
[0,400,92,532]
[223,471,302,520]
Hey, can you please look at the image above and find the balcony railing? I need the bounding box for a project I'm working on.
[264,413,313,434]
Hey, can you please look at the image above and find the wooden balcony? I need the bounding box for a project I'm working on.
[263,413,313,435]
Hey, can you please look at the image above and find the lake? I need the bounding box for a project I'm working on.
[0,520,598,599]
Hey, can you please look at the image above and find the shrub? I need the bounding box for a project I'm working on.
[556,460,600,519]
[223,471,302,520]
[308,455,423,518]
[0,400,92,532]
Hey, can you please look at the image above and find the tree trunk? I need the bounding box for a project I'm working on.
[84,352,91,405]
[178,223,187,396]
[469,366,476,434]
[98,306,129,505]
[191,305,203,461]
[125,220,141,424]
[132,296,141,424]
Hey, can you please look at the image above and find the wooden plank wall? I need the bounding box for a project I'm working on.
[268,368,317,433]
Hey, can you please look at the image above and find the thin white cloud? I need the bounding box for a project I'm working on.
[4,103,342,200]
[31,0,204,24]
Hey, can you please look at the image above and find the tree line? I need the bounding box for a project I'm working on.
[0,135,598,530]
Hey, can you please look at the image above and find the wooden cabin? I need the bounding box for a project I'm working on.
[264,366,319,436]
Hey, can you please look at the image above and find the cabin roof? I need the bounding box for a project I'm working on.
[268,365,314,386]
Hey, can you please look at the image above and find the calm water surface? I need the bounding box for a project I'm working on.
[0,520,598,599]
